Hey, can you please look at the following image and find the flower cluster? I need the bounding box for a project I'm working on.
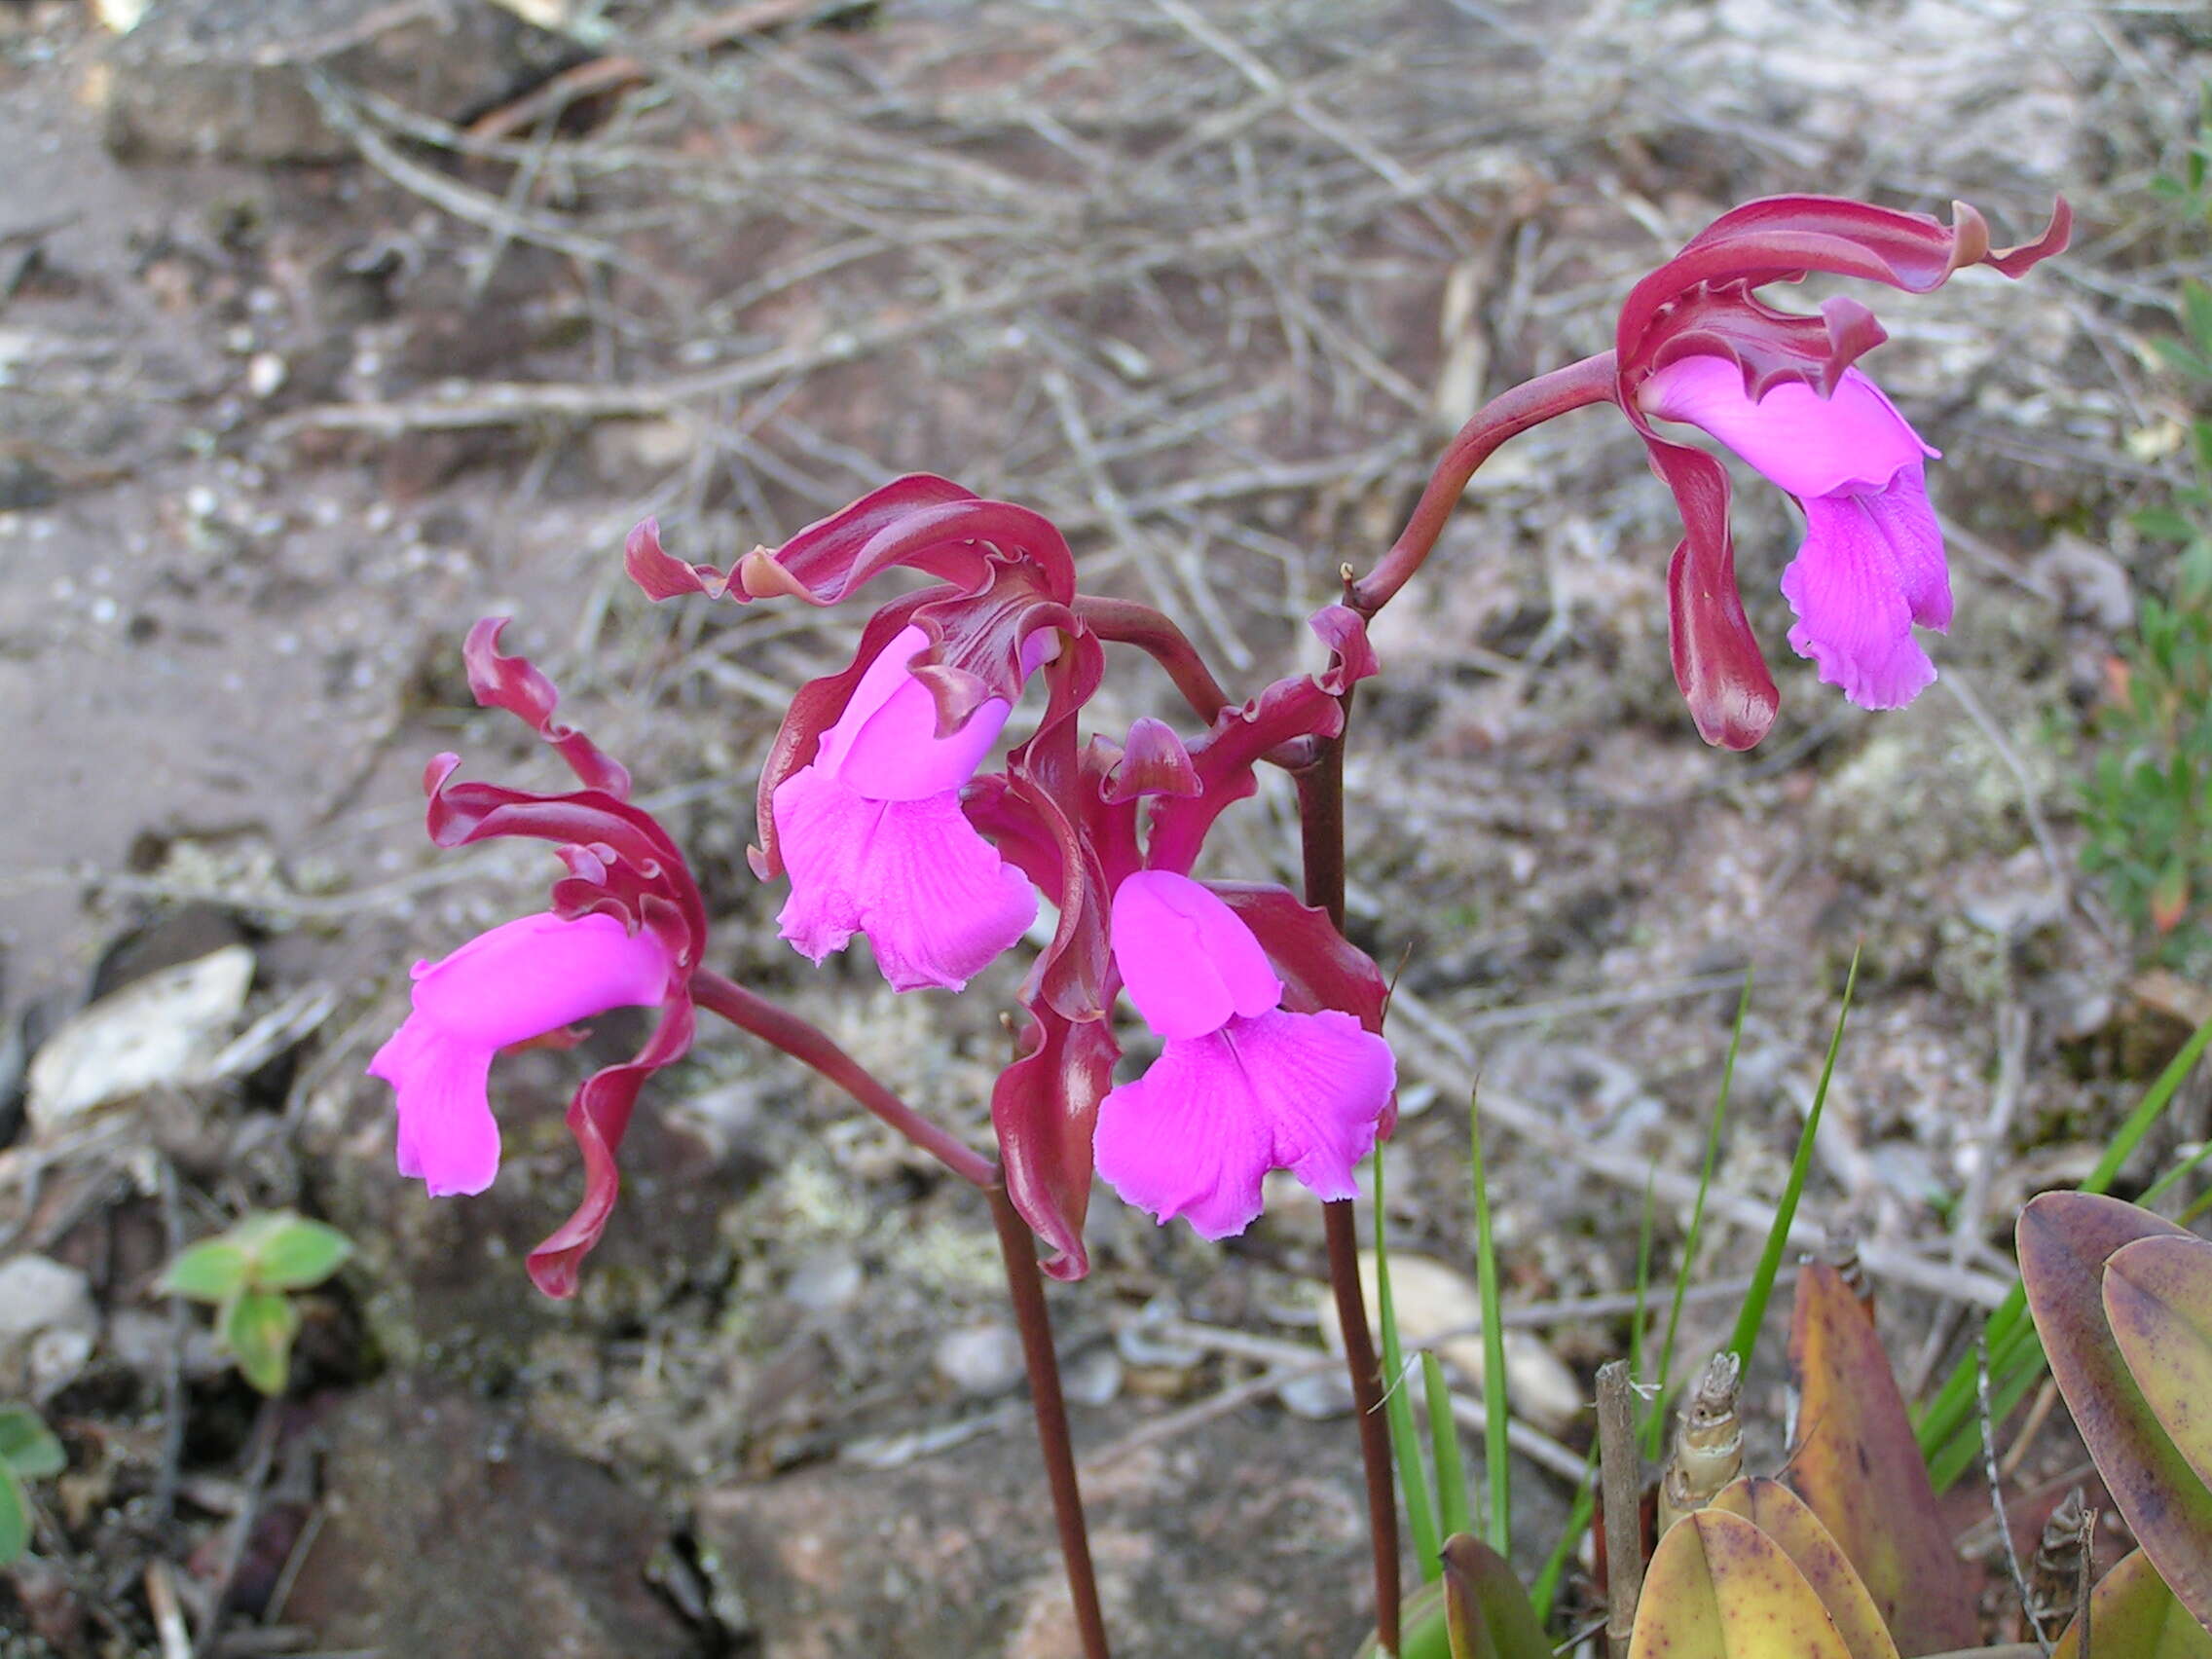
[365,192,2066,1298]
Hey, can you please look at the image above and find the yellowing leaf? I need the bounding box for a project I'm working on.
[221,1289,300,1397]
[2019,1192,2212,1634]
[1631,1508,1855,1659]
[1707,1478,1899,1659]
[1785,1264,1977,1654]
[2105,1234,2212,1493]
[2050,1548,2212,1659]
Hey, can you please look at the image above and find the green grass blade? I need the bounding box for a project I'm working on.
[1422,1349,1474,1541]
[1726,950,1859,1372]
[1375,1155,1443,1578]
[1928,1328,2047,1491]
[1645,971,1751,1457]
[1916,1011,2212,1481]
[1530,1456,1596,1626]
[1469,1088,1511,1558]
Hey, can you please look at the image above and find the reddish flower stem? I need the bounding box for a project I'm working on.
[990,1183,1113,1659]
[1293,737,1402,1653]
[1348,351,1619,619]
[1072,594,1234,724]
[687,968,999,1189]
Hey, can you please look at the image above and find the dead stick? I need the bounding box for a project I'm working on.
[1596,1360,1644,1659]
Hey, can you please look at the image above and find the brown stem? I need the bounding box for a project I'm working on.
[1596,1360,1645,1659]
[1292,744,1399,1652]
[688,968,999,1189]
[1073,594,1234,724]
[990,1184,1112,1659]
[1348,351,1619,619]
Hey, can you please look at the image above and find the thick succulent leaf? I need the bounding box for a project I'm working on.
[0,1407,62,1481]
[2104,1234,2212,1493]
[1440,1534,1552,1659]
[1630,1508,1855,1659]
[2049,1547,2212,1659]
[1786,1264,1977,1654]
[2019,1192,2212,1632]
[1707,1478,1899,1659]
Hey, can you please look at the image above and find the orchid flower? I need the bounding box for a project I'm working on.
[1638,357,1947,709]
[1612,194,2070,748]
[1093,871,1394,1238]
[367,620,707,1298]
[370,910,675,1198]
[771,623,1047,991]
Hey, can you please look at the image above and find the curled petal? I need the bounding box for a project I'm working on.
[1648,440,1780,751]
[1780,464,1950,709]
[993,1008,1120,1281]
[461,619,631,797]
[771,763,1037,992]
[1112,871,1281,1041]
[1095,1010,1395,1239]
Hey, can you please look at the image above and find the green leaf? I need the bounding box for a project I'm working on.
[156,1240,249,1305]
[1374,1156,1443,1580]
[241,1214,352,1291]
[1439,1534,1552,1659]
[1729,950,1857,1370]
[2186,284,2212,357]
[0,1465,26,1567]
[0,1408,63,1481]
[2018,1192,2212,1630]
[1423,1351,1473,1543]
[222,1289,301,1397]
[2134,506,2201,542]
[1466,1088,1510,1558]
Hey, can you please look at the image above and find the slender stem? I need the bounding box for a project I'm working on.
[990,1184,1112,1659]
[688,968,998,1189]
[1293,745,1400,1652]
[1073,594,1234,724]
[1595,1360,1644,1659]
[1348,351,1618,619]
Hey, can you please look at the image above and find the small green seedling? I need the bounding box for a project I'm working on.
[156,1211,353,1396]
[0,1404,65,1565]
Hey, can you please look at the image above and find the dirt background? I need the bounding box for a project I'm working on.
[1,0,2208,1655]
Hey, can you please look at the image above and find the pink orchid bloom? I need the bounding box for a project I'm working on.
[1640,356,1948,709]
[771,623,1041,991]
[368,910,676,1198]
[1093,870,1394,1239]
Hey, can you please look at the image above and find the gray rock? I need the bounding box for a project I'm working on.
[930,1323,1025,1400]
[99,0,578,165]
[697,1405,1384,1659]
[278,1376,696,1658]
[0,1255,99,1400]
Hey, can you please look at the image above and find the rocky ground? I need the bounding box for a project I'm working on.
[0,0,2207,1654]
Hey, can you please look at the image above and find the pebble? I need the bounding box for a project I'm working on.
[930,1323,1025,1399]
[0,1255,98,1400]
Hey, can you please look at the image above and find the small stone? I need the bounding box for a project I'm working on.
[781,1250,862,1314]
[930,1324,1025,1399]
[0,1256,98,1400]
[1274,1369,1354,1420]
[25,944,255,1137]
[1061,1345,1124,1408]
[246,351,287,399]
